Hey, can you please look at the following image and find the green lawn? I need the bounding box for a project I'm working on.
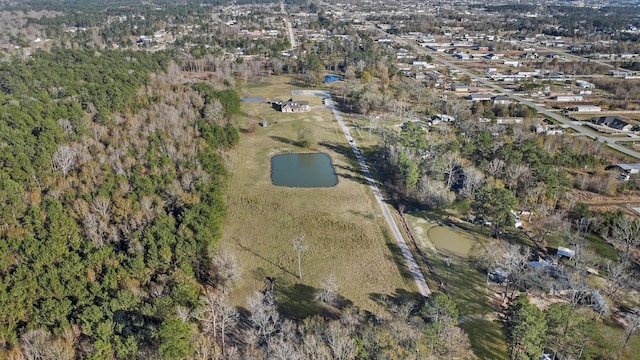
[585,232,620,262]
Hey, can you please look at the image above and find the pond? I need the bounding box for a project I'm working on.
[270,152,339,187]
[428,225,476,258]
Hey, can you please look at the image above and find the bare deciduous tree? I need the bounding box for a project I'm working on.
[438,152,461,188]
[611,215,640,265]
[192,333,216,360]
[21,329,49,360]
[57,118,74,134]
[204,99,226,126]
[460,166,485,199]
[604,260,632,299]
[270,334,300,360]
[198,290,239,355]
[315,274,339,307]
[52,145,77,178]
[529,207,569,249]
[567,271,591,308]
[21,329,74,360]
[219,301,239,354]
[416,177,455,209]
[438,320,474,359]
[504,163,532,195]
[176,305,191,322]
[501,243,530,297]
[485,158,505,181]
[301,332,331,360]
[623,309,640,345]
[83,213,103,247]
[326,322,356,360]
[211,251,240,293]
[91,197,111,220]
[248,290,281,341]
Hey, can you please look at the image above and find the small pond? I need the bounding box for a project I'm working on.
[271,152,339,188]
[428,225,476,258]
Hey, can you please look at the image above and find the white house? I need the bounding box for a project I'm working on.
[569,105,601,112]
[576,80,595,89]
[557,247,575,259]
[554,95,583,102]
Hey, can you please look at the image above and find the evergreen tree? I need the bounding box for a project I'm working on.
[505,295,546,360]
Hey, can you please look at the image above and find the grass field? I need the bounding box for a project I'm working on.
[217,76,415,318]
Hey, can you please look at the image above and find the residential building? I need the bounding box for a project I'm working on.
[576,80,595,89]
[568,105,601,113]
[591,116,632,131]
[492,95,512,105]
[554,95,584,102]
[272,99,310,112]
[467,93,494,102]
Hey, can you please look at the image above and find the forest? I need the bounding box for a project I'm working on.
[0,48,240,358]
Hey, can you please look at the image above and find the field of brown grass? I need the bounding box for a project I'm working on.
[217,76,415,317]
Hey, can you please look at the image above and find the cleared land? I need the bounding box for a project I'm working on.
[218,76,415,317]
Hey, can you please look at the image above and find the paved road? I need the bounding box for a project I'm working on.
[327,4,640,160]
[280,1,296,50]
[296,89,432,296]
[514,39,630,73]
[411,46,640,159]
[286,21,296,49]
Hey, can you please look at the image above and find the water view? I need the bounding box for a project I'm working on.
[271,152,339,187]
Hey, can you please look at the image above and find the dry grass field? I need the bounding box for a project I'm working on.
[217,76,415,318]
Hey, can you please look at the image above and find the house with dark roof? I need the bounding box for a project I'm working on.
[492,95,512,105]
[606,163,640,181]
[272,99,310,112]
[467,93,494,102]
[591,116,632,131]
[616,163,640,174]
